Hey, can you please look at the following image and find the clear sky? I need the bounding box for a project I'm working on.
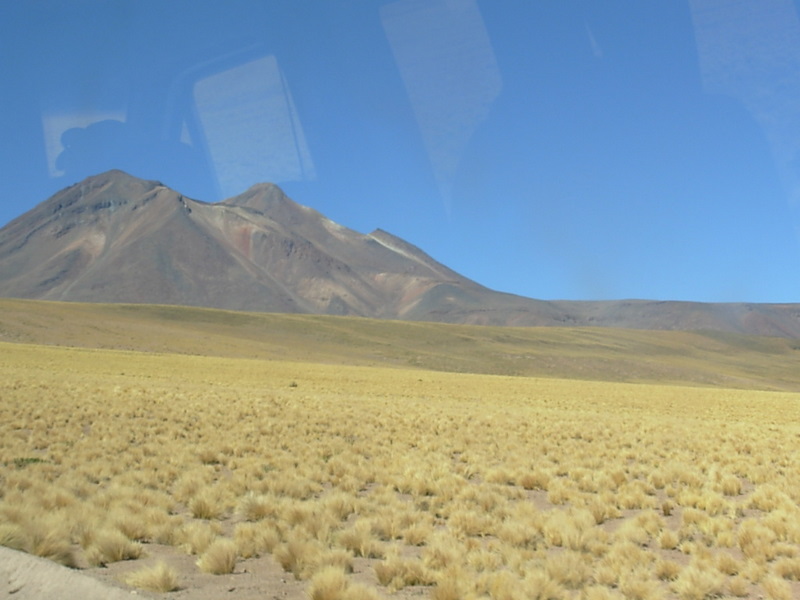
[2,1,800,303]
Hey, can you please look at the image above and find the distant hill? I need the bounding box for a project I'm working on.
[3,298,800,391]
[1,170,799,336]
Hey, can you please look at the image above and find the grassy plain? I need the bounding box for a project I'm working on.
[2,298,800,390]
[2,330,800,599]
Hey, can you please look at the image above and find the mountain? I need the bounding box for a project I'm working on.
[1,170,800,337]
[0,170,555,320]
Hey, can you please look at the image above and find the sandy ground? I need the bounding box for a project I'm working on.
[1,545,133,600]
[1,543,429,600]
[1,543,313,600]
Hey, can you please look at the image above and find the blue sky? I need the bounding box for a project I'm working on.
[2,1,800,303]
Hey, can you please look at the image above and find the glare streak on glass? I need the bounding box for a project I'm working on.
[690,0,800,209]
[193,55,315,200]
[381,0,502,215]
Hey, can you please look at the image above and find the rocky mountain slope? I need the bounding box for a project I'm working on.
[1,170,799,336]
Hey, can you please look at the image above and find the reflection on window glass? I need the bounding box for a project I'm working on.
[691,0,800,205]
[41,111,126,177]
[381,0,501,214]
[193,54,315,200]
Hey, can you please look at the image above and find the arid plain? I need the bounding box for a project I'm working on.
[1,299,800,599]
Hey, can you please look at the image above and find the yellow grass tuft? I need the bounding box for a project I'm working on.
[749,485,790,512]
[322,491,356,522]
[522,569,566,600]
[715,551,740,576]
[306,566,385,600]
[658,528,679,550]
[719,474,742,496]
[237,492,274,521]
[402,521,433,546]
[307,566,348,600]
[84,528,141,566]
[123,561,180,593]
[0,522,27,552]
[176,520,219,555]
[727,576,750,597]
[761,575,792,600]
[30,535,77,567]
[430,567,469,600]
[619,572,664,600]
[545,550,590,589]
[233,521,280,558]
[485,570,525,600]
[274,534,327,579]
[738,519,778,563]
[196,538,237,574]
[672,564,725,600]
[422,532,461,573]
[189,491,225,520]
[518,469,550,491]
[337,520,383,559]
[374,552,431,590]
[112,508,151,541]
[654,559,681,581]
[772,555,800,580]
[316,547,355,574]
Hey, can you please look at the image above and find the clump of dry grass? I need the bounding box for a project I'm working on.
[337,520,383,559]
[315,547,355,574]
[0,523,27,551]
[307,566,387,600]
[738,519,778,563]
[619,573,664,600]
[1,510,78,568]
[374,552,431,590]
[518,469,550,491]
[30,533,77,567]
[307,566,349,600]
[123,561,180,592]
[237,492,274,521]
[84,528,142,566]
[545,549,590,589]
[402,520,433,546]
[727,576,750,597]
[761,575,792,600]
[749,485,791,513]
[708,550,734,572]
[671,564,725,600]
[654,559,681,581]
[233,521,280,558]
[275,534,324,579]
[176,520,219,555]
[521,570,566,600]
[422,532,462,574]
[430,567,470,600]
[189,490,225,520]
[658,528,679,550]
[196,538,237,574]
[719,474,742,496]
[772,555,800,580]
[321,491,357,522]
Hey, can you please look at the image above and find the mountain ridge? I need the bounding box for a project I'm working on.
[1,169,800,336]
